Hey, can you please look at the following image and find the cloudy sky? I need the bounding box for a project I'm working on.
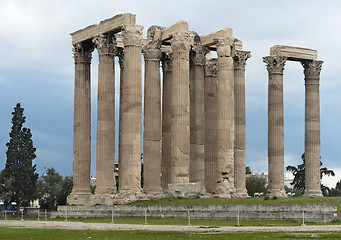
[0,0,340,188]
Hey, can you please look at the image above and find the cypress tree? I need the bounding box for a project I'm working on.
[1,103,38,211]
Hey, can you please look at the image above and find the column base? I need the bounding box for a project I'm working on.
[267,188,287,197]
[67,192,91,206]
[215,181,235,198]
[303,189,323,197]
[144,188,165,199]
[234,188,249,198]
[168,182,206,198]
[114,191,148,205]
[90,194,115,205]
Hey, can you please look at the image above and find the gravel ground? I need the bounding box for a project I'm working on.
[1,220,341,233]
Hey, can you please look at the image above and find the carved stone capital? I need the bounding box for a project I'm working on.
[190,43,205,66]
[263,55,287,75]
[216,38,234,57]
[73,43,93,64]
[171,32,191,53]
[117,48,124,69]
[301,60,323,83]
[93,35,116,57]
[205,59,218,76]
[143,41,162,61]
[122,25,143,47]
[162,53,172,72]
[234,50,251,70]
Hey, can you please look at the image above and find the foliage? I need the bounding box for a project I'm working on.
[286,153,335,196]
[245,166,251,174]
[37,168,73,210]
[245,176,267,197]
[284,186,303,197]
[329,188,341,197]
[0,103,38,209]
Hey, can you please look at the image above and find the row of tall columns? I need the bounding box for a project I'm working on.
[69,30,250,204]
[264,55,323,197]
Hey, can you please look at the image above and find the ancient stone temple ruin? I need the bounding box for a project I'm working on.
[67,13,323,205]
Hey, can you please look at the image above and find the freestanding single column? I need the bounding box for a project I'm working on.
[263,55,287,197]
[189,36,205,183]
[67,43,93,205]
[117,25,145,201]
[215,38,235,197]
[204,58,218,193]
[233,50,251,198]
[161,52,172,191]
[302,60,323,197]
[143,43,163,195]
[169,32,191,184]
[92,35,116,204]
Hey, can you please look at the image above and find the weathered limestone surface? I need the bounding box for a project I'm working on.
[204,58,218,193]
[201,28,233,47]
[233,50,251,198]
[270,45,317,61]
[143,40,163,196]
[168,182,205,197]
[71,13,136,45]
[302,60,323,197]
[161,52,172,191]
[67,43,93,205]
[189,35,205,184]
[263,55,287,197]
[92,35,116,205]
[116,25,146,203]
[215,38,235,197]
[169,32,191,184]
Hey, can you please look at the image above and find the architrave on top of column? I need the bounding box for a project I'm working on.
[71,13,136,45]
[270,45,317,62]
[200,28,233,50]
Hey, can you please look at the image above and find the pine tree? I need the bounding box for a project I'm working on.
[0,103,38,211]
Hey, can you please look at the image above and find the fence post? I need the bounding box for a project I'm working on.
[187,210,191,226]
[4,210,6,220]
[65,209,68,222]
[237,210,240,226]
[37,209,40,221]
[45,209,47,221]
[21,209,24,221]
[111,207,114,224]
[302,210,305,226]
[144,209,148,224]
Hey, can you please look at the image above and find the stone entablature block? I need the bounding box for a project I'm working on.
[270,45,317,61]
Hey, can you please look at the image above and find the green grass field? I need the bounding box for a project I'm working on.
[1,228,341,240]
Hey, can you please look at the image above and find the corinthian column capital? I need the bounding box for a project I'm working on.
[205,59,218,76]
[263,55,287,75]
[162,52,172,72]
[234,50,251,70]
[301,60,323,83]
[73,43,93,64]
[171,32,191,53]
[143,41,162,61]
[93,35,116,56]
[122,25,143,47]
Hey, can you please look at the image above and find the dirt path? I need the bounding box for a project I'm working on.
[1,220,341,232]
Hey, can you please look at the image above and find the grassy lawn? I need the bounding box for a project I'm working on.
[129,196,341,211]
[1,227,341,240]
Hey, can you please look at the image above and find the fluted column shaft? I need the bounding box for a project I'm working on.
[204,58,218,193]
[68,44,93,204]
[189,41,205,183]
[263,55,287,197]
[215,38,235,196]
[94,35,116,195]
[233,50,251,197]
[143,45,162,194]
[119,26,144,193]
[161,53,172,191]
[302,60,323,197]
[169,33,191,184]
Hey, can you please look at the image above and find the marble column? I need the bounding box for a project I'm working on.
[302,60,323,197]
[169,32,191,184]
[118,26,144,195]
[189,37,205,183]
[233,50,251,198]
[263,55,287,197]
[67,43,93,205]
[92,35,116,203]
[215,38,235,196]
[204,58,218,193]
[143,43,163,195]
[161,52,172,191]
